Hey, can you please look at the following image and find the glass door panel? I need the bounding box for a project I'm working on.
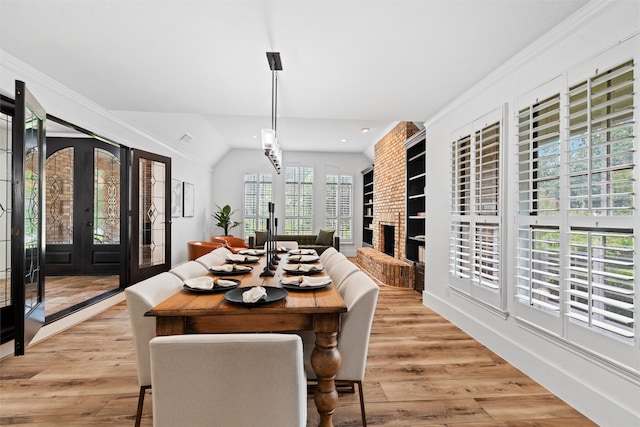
[12,80,46,355]
[130,149,171,283]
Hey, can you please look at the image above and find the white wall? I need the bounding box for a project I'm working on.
[0,51,213,268]
[423,1,640,426]
[210,148,371,256]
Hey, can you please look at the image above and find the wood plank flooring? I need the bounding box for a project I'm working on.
[0,283,596,426]
[44,275,120,316]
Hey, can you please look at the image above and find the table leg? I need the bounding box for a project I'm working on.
[311,315,341,427]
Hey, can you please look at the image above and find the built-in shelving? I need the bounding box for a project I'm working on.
[362,165,374,247]
[404,129,426,265]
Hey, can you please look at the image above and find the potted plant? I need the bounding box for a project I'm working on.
[213,204,241,236]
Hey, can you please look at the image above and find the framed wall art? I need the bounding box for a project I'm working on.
[171,178,183,218]
[183,182,194,217]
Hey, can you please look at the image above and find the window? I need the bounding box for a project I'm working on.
[325,174,353,242]
[284,166,313,234]
[242,173,273,237]
[450,108,504,305]
[516,60,635,342]
[516,93,561,314]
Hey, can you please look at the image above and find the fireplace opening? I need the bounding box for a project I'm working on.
[383,225,395,257]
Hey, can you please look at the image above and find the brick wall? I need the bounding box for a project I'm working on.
[373,121,419,261]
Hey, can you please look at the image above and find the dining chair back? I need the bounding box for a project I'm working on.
[328,258,361,292]
[323,251,346,272]
[195,250,226,269]
[150,333,306,427]
[168,260,208,280]
[319,246,338,263]
[124,272,184,427]
[301,270,379,426]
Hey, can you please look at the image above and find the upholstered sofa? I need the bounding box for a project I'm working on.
[248,231,339,255]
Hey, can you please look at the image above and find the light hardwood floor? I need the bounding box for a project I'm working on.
[0,282,595,426]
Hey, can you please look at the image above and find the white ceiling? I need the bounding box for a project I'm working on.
[0,0,590,167]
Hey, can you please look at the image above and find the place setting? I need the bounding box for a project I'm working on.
[209,264,253,275]
[224,285,288,305]
[183,276,240,293]
[282,263,325,275]
[288,248,317,256]
[225,253,260,264]
[236,248,266,256]
[280,275,332,291]
[286,254,320,263]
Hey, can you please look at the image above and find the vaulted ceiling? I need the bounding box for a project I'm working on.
[0,0,590,167]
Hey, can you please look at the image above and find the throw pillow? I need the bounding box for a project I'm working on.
[315,229,335,246]
[255,231,267,247]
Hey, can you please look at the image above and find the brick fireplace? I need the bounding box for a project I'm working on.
[357,122,420,288]
[372,121,419,260]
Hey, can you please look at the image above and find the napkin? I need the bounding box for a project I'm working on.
[283,263,324,273]
[289,249,317,255]
[214,278,238,288]
[287,255,319,263]
[184,277,214,290]
[299,264,323,272]
[210,264,251,272]
[281,276,331,287]
[242,286,267,303]
[238,249,265,256]
[210,264,234,272]
[227,254,259,263]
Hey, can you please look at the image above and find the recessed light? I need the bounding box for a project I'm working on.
[252,135,257,139]
[361,128,370,133]
[341,138,348,143]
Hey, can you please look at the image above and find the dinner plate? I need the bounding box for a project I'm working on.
[224,286,288,305]
[237,249,266,256]
[280,278,332,291]
[287,255,320,263]
[183,278,240,293]
[225,256,260,264]
[282,265,324,275]
[288,249,317,256]
[209,265,253,275]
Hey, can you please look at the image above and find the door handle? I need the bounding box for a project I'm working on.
[85,221,93,226]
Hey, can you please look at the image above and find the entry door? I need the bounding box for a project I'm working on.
[45,137,122,275]
[129,149,172,283]
[12,81,45,355]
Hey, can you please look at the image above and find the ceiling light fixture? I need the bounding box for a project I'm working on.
[261,52,283,173]
[361,127,370,133]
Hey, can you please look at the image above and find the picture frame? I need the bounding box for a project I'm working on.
[171,178,183,218]
[182,182,194,217]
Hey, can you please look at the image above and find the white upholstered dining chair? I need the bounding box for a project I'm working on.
[328,258,361,291]
[300,270,379,426]
[124,272,184,427]
[194,250,225,269]
[149,333,307,427]
[319,245,338,263]
[168,260,208,280]
[323,251,346,272]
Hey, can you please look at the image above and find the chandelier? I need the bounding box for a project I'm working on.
[262,52,283,173]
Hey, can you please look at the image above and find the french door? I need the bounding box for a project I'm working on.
[45,137,124,275]
[12,81,46,355]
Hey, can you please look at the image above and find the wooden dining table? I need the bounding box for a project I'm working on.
[146,251,347,427]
